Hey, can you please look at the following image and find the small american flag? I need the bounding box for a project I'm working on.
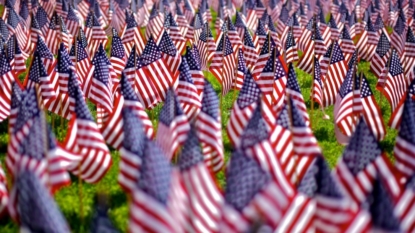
[158,30,182,77]
[233,48,246,90]
[356,17,378,61]
[69,36,92,85]
[297,156,371,232]
[391,13,406,55]
[45,13,59,54]
[371,31,391,79]
[394,94,415,176]
[323,41,348,107]
[242,27,258,69]
[286,63,310,125]
[164,12,186,54]
[277,5,290,36]
[298,16,314,52]
[177,126,224,232]
[7,8,28,51]
[85,12,107,55]
[65,6,80,37]
[0,161,7,216]
[0,49,16,122]
[318,10,331,48]
[328,14,340,40]
[35,6,50,35]
[339,26,356,63]
[11,171,70,232]
[210,33,236,95]
[234,11,247,40]
[174,3,189,37]
[377,49,407,113]
[196,23,215,71]
[403,27,415,82]
[101,72,154,150]
[227,69,261,148]
[298,22,327,74]
[64,73,112,184]
[109,29,127,77]
[348,11,360,39]
[30,16,44,52]
[196,79,224,172]
[122,11,146,57]
[215,6,224,32]
[284,29,299,64]
[252,34,276,79]
[312,56,324,109]
[141,36,175,101]
[155,89,190,160]
[129,139,184,232]
[394,176,415,232]
[253,19,267,52]
[145,4,164,40]
[176,56,201,120]
[183,0,195,23]
[83,44,114,127]
[184,46,204,94]
[117,106,147,193]
[267,16,283,53]
[225,18,242,52]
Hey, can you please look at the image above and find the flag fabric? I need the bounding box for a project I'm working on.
[69,36,93,86]
[45,13,59,55]
[391,13,406,56]
[176,56,201,120]
[117,106,147,193]
[185,12,203,43]
[377,49,407,113]
[85,12,108,55]
[164,13,186,55]
[297,156,371,232]
[158,30,182,77]
[242,27,258,69]
[394,176,415,233]
[101,72,154,150]
[195,80,224,172]
[7,35,27,77]
[109,29,127,77]
[394,94,415,176]
[371,31,391,79]
[252,34,276,79]
[312,56,324,109]
[155,89,190,160]
[64,76,112,184]
[227,70,262,148]
[30,16,44,52]
[404,27,415,82]
[174,4,189,37]
[209,33,236,95]
[322,41,348,107]
[177,126,224,232]
[339,26,356,63]
[196,23,216,71]
[122,12,146,57]
[10,170,70,232]
[141,37,175,101]
[253,19,267,51]
[123,46,160,109]
[356,17,378,61]
[65,6,80,37]
[286,64,310,125]
[284,29,299,64]
[145,5,164,40]
[233,48,246,90]
[0,49,16,122]
[298,22,327,74]
[128,139,184,233]
[0,161,7,216]
[181,46,203,94]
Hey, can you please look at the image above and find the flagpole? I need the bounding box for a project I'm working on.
[220,21,228,114]
[310,14,317,122]
[35,84,50,188]
[232,48,239,105]
[286,92,300,185]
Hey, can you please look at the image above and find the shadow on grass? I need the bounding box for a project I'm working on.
[109,190,128,209]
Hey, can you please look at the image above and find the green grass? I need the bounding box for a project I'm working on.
[0,10,400,233]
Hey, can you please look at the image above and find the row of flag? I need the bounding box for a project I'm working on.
[1,0,415,231]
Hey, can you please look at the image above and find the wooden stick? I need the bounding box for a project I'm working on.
[311,56,315,127]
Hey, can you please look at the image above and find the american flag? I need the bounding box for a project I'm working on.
[253,19,267,52]
[0,49,16,122]
[7,8,28,54]
[339,26,356,63]
[85,12,107,55]
[403,27,415,82]
[195,80,224,172]
[348,11,359,39]
[158,30,182,77]
[297,156,371,233]
[45,13,59,55]
[10,171,70,232]
[30,16,44,52]
[377,49,407,113]
[92,1,107,29]
[267,16,283,53]
[196,23,216,71]
[124,46,160,109]
[141,36,175,101]
[210,33,236,95]
[234,11,246,40]
[184,46,204,94]
[176,56,201,120]
[298,16,314,52]
[323,41,348,107]
[174,3,189,37]
[0,161,7,216]
[391,13,406,56]
[328,14,340,40]
[6,37,27,75]
[136,0,150,27]
[227,69,261,148]
[69,36,92,86]
[286,64,310,125]
[122,11,146,57]
[19,0,30,29]
[183,0,195,23]
[277,5,290,36]
[233,48,246,90]
[83,44,114,126]
[164,12,186,55]
[35,6,50,35]
[252,34,275,79]
[241,104,315,230]
[356,17,378,61]
[371,31,391,79]
[298,22,327,74]
[224,18,242,52]
[333,66,361,140]
[117,106,147,193]
[255,46,278,96]
[55,0,68,19]
[101,72,154,150]
[318,10,331,48]
[242,27,258,70]
[145,4,164,40]
[109,29,127,77]
[389,78,415,129]
[215,6,224,32]
[312,56,324,109]
[58,16,72,52]
[128,138,185,233]
[394,176,415,232]
[394,94,415,176]
[284,29,299,64]
[155,89,190,160]
[24,51,57,101]
[64,76,112,184]
[177,126,223,232]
